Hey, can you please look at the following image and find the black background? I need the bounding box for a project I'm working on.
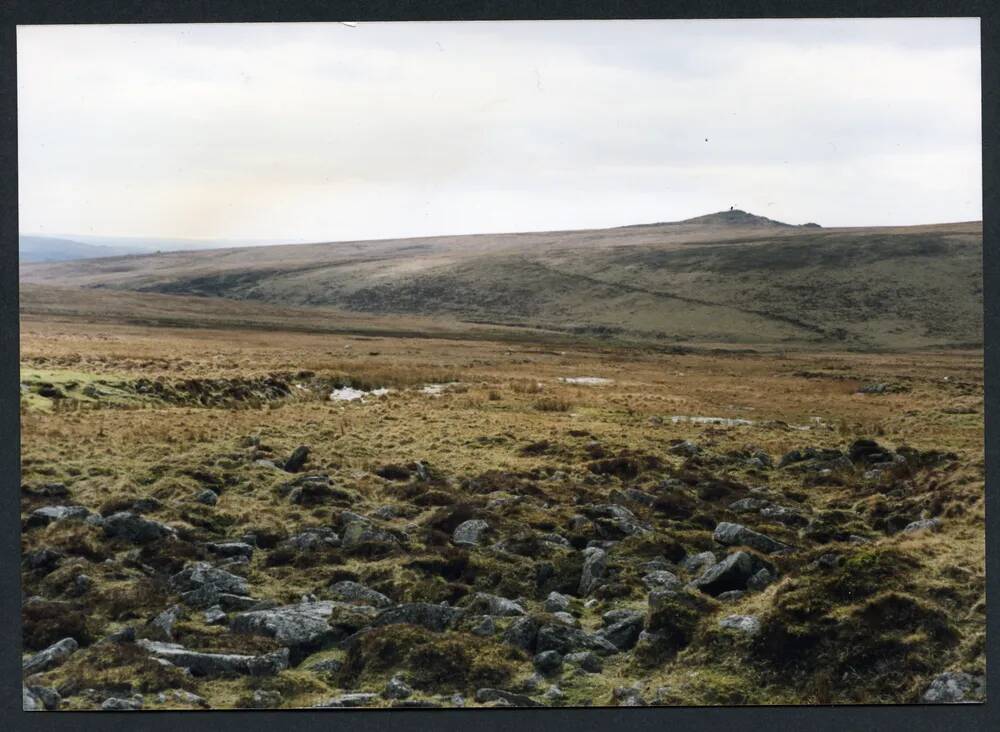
[0,2,995,730]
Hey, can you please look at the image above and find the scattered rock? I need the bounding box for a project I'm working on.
[103,512,174,543]
[26,685,60,711]
[26,505,93,528]
[101,696,144,711]
[203,606,227,625]
[692,551,762,596]
[22,686,43,712]
[284,445,310,473]
[195,489,218,506]
[137,639,290,676]
[467,592,525,617]
[544,592,571,613]
[329,580,392,608]
[384,675,413,700]
[469,615,495,636]
[718,614,761,636]
[452,519,490,547]
[597,611,644,651]
[921,671,985,703]
[373,603,464,632]
[22,637,78,675]
[902,518,943,534]
[713,522,790,554]
[232,600,375,654]
[579,546,608,596]
[642,570,683,591]
[564,651,602,672]
[533,649,563,674]
[146,605,184,641]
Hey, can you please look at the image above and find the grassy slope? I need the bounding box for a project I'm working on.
[19,217,983,351]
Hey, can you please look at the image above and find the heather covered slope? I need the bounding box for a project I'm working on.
[20,213,983,350]
[19,319,985,709]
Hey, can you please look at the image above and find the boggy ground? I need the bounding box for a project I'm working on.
[20,317,985,709]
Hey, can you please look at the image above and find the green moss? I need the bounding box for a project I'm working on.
[338,625,524,694]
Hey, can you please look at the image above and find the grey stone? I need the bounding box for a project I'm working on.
[232,600,376,651]
[26,505,92,528]
[103,512,174,543]
[921,671,985,704]
[692,551,756,596]
[642,570,683,591]
[552,611,579,627]
[283,528,340,551]
[716,590,746,602]
[502,616,539,650]
[544,591,571,613]
[203,605,227,625]
[597,612,644,651]
[246,690,282,708]
[27,686,60,711]
[471,615,496,636]
[467,592,525,617]
[101,696,143,710]
[284,445,310,473]
[307,658,344,675]
[22,686,43,712]
[613,685,647,706]
[342,521,401,553]
[718,614,761,636]
[137,639,289,676]
[564,651,602,672]
[22,637,78,675]
[196,490,218,506]
[681,551,717,576]
[373,602,463,632]
[579,546,607,596]
[453,519,490,547]
[157,689,207,707]
[147,604,184,641]
[902,518,943,534]
[759,505,807,526]
[533,650,563,674]
[536,622,618,656]
[23,548,64,573]
[206,541,254,559]
[543,685,566,703]
[713,522,790,554]
[384,675,413,700]
[729,497,770,513]
[170,562,250,607]
[329,580,392,608]
[667,440,700,456]
[747,568,775,592]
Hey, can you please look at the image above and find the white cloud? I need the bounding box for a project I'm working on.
[17,19,981,241]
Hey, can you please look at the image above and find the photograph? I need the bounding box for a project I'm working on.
[16,18,984,711]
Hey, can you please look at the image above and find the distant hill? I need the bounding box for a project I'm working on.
[18,235,146,263]
[19,233,309,263]
[19,211,983,350]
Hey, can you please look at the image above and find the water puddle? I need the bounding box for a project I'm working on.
[560,376,613,385]
[670,415,754,427]
[421,382,460,396]
[329,386,392,402]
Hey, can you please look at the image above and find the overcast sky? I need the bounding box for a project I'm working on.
[18,19,981,243]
